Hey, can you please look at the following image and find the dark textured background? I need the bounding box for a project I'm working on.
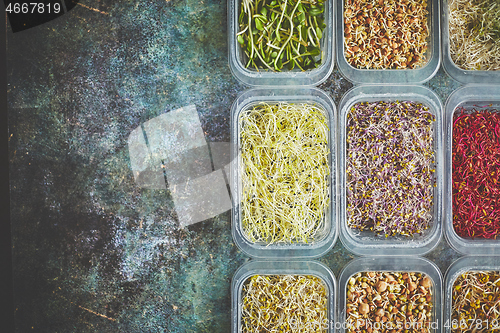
[7,0,463,332]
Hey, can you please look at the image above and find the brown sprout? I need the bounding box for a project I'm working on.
[360,302,370,315]
[376,280,388,292]
[346,271,433,333]
[344,0,430,69]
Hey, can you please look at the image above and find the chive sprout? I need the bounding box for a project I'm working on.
[239,102,330,244]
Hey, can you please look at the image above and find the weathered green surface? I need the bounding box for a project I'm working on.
[8,1,461,332]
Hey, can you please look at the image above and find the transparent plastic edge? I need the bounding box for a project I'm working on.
[336,0,440,84]
[338,256,443,333]
[231,260,337,333]
[441,0,500,84]
[228,0,335,87]
[338,85,443,256]
[444,85,500,255]
[230,87,338,259]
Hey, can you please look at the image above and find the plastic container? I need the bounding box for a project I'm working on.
[444,85,500,255]
[228,0,334,86]
[338,256,443,333]
[338,85,443,256]
[444,256,500,333]
[442,0,500,84]
[232,260,336,333]
[230,87,338,258]
[336,0,440,84]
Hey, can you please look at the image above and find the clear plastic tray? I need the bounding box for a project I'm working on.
[441,0,500,84]
[338,85,443,256]
[444,256,500,333]
[444,85,500,255]
[231,260,336,332]
[338,256,443,333]
[230,87,338,259]
[228,0,335,86]
[336,0,440,84]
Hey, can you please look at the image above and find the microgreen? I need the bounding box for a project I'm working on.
[242,274,328,332]
[452,107,500,239]
[346,101,436,237]
[449,0,500,70]
[239,102,330,244]
[452,271,500,332]
[346,271,434,333]
[344,0,430,69]
[237,0,327,71]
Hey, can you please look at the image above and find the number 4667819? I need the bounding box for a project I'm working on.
[5,2,61,14]
[444,318,500,330]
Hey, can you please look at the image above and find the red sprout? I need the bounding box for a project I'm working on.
[452,107,500,239]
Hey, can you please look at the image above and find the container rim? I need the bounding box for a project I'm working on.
[227,0,335,87]
[443,256,500,333]
[441,0,500,84]
[443,85,500,255]
[338,85,444,256]
[338,256,443,333]
[336,0,440,84]
[230,87,339,259]
[231,260,337,333]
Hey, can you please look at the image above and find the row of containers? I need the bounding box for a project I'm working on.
[228,0,500,86]
[231,84,500,258]
[228,0,500,331]
[231,256,499,332]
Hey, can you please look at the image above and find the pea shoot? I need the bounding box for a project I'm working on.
[237,0,327,71]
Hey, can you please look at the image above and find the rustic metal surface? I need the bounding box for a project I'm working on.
[8,1,462,332]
